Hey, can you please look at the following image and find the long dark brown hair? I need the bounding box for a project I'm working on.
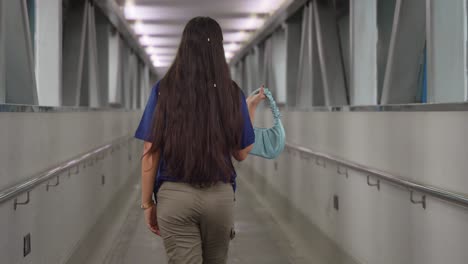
[146,17,243,186]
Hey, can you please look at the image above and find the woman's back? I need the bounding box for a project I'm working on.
[135,79,255,194]
[148,17,246,186]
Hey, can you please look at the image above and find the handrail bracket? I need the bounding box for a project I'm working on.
[367,175,380,190]
[46,176,60,191]
[315,157,326,168]
[410,191,426,209]
[337,166,349,178]
[14,191,30,210]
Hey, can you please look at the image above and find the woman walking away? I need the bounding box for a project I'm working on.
[134,16,265,264]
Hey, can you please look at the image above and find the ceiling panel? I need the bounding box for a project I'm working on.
[124,6,263,20]
[133,19,262,36]
[134,23,185,35]
[132,17,265,34]
[123,0,284,14]
[140,36,180,46]
[137,30,253,44]
[118,0,287,67]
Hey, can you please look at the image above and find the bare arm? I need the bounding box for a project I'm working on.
[233,87,265,161]
[141,141,161,235]
[141,141,160,205]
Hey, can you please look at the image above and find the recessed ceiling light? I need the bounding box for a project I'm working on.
[157,55,174,60]
[133,21,144,33]
[124,1,136,14]
[139,36,180,46]
[139,35,152,46]
[236,31,251,42]
[224,43,241,52]
[146,46,156,55]
[225,51,234,59]
[245,15,265,29]
[154,61,170,67]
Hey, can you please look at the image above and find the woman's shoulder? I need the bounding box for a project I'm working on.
[148,81,162,99]
[231,80,242,90]
[144,81,162,108]
[153,81,161,93]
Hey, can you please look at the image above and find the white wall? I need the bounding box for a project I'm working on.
[240,109,468,264]
[0,111,141,190]
[0,110,143,264]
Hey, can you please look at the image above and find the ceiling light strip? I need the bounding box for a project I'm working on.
[230,0,308,65]
[93,0,157,73]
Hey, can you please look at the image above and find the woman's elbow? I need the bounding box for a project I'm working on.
[234,145,253,161]
[236,152,248,161]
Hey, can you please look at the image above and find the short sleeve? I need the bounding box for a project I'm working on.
[134,82,160,141]
[240,92,255,149]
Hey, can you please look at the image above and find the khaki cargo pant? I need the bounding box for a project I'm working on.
[156,182,235,264]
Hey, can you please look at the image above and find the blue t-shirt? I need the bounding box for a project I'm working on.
[134,81,255,196]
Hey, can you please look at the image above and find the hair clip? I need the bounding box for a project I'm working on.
[208,38,210,42]
[214,83,217,87]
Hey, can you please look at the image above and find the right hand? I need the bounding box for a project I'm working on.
[144,205,161,236]
[247,85,266,109]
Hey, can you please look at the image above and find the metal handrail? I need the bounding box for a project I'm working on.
[285,143,468,209]
[0,135,133,205]
[283,102,468,112]
[0,104,141,113]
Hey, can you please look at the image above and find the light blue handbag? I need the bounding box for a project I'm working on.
[248,88,286,159]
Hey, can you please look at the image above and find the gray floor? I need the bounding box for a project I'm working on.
[96,179,311,264]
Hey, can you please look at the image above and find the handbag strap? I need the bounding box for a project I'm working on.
[249,88,281,124]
